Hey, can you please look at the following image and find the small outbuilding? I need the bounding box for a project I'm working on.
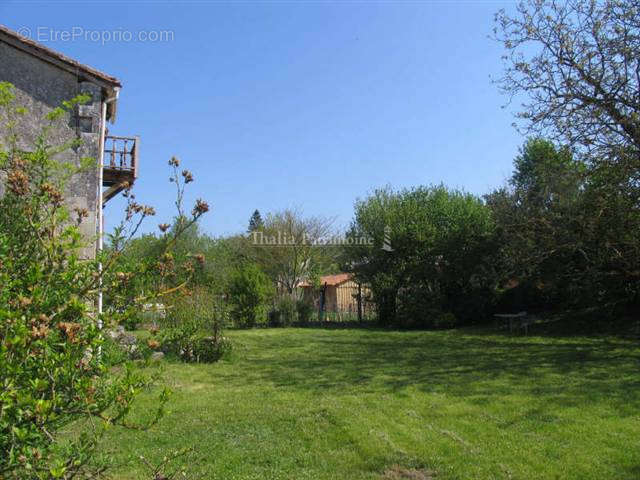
[299,273,368,314]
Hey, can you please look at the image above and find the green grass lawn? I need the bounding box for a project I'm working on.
[101,328,640,479]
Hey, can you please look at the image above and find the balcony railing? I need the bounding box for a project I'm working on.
[102,135,139,203]
[103,135,138,175]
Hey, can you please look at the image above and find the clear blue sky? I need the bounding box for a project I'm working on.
[2,0,522,236]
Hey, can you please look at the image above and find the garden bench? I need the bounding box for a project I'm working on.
[494,311,535,335]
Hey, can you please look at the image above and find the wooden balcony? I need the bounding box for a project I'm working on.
[102,135,139,203]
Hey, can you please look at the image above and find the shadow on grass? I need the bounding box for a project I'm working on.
[221,328,640,415]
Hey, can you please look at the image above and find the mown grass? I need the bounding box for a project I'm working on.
[101,328,640,479]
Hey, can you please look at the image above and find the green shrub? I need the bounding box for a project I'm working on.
[433,312,457,329]
[268,308,282,327]
[193,335,233,362]
[269,296,297,327]
[396,286,438,328]
[228,263,273,327]
[129,338,153,361]
[159,288,231,362]
[121,308,143,331]
[101,336,130,367]
[296,299,314,325]
[159,323,231,362]
[164,288,228,331]
[279,296,298,326]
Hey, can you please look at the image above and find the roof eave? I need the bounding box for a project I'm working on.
[0,24,122,123]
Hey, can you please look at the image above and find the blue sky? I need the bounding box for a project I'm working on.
[2,1,522,236]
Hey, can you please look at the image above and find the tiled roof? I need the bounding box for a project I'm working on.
[299,273,353,287]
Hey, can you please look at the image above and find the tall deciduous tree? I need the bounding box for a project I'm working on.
[494,1,640,314]
[495,0,640,162]
[248,209,335,295]
[344,186,497,326]
[486,139,585,306]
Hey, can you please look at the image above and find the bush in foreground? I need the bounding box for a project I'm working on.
[0,82,208,478]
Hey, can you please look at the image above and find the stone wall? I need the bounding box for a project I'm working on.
[0,41,103,257]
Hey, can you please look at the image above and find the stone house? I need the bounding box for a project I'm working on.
[0,24,139,259]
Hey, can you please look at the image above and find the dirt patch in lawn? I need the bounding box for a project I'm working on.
[381,465,436,479]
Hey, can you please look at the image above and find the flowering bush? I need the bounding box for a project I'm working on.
[0,82,209,478]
